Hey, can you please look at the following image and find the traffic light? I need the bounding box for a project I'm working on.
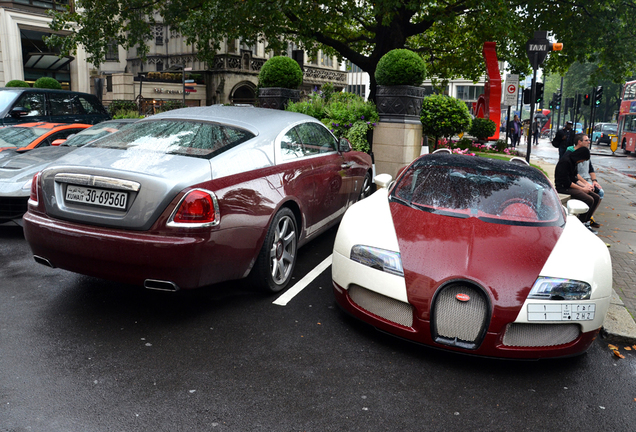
[535,82,544,103]
[595,86,603,105]
[555,92,561,109]
[549,100,554,110]
[523,88,531,104]
[583,94,590,105]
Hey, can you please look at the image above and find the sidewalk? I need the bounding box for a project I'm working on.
[525,151,636,344]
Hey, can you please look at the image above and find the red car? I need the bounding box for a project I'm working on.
[0,122,92,152]
[23,106,372,292]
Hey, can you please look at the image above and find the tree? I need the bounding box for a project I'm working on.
[47,0,636,102]
[420,95,471,149]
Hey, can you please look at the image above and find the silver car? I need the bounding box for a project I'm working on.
[0,119,137,225]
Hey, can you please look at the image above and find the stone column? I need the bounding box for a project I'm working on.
[372,122,423,179]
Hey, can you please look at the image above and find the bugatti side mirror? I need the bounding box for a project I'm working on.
[338,137,352,153]
[567,199,589,216]
[374,173,393,189]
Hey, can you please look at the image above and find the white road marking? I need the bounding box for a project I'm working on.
[273,254,332,306]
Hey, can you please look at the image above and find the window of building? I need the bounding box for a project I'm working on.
[13,0,71,11]
[154,25,164,46]
[456,85,485,101]
[105,41,119,61]
[106,75,113,92]
[346,85,366,98]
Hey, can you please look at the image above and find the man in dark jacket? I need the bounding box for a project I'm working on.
[554,146,600,229]
[554,120,574,159]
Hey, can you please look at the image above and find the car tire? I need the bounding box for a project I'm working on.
[358,171,372,201]
[251,207,298,293]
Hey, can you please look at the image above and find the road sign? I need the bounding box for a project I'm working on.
[503,74,518,106]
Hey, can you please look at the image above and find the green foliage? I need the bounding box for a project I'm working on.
[345,121,372,152]
[113,109,144,119]
[455,137,474,149]
[33,77,62,89]
[420,95,472,142]
[375,49,426,86]
[321,82,335,102]
[494,139,508,152]
[108,100,137,116]
[469,117,497,140]
[286,93,326,119]
[5,80,30,88]
[258,56,303,89]
[44,0,636,103]
[288,91,378,152]
[156,100,186,112]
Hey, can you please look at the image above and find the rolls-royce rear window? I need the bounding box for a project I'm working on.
[88,120,255,159]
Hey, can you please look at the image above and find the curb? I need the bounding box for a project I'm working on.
[600,289,636,344]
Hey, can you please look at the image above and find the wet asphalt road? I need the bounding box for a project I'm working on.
[2,222,636,431]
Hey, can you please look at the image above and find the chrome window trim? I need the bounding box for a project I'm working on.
[167,188,221,228]
[54,173,141,192]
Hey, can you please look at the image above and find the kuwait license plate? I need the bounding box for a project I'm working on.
[527,303,596,321]
[65,185,127,209]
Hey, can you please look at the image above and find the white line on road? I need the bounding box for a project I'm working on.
[273,254,332,306]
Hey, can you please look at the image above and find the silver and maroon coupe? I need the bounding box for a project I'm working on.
[23,106,372,292]
[332,153,612,359]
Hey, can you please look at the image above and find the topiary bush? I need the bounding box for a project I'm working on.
[469,117,497,141]
[5,80,30,88]
[420,95,472,149]
[33,77,62,89]
[156,100,186,113]
[258,56,303,89]
[375,49,427,86]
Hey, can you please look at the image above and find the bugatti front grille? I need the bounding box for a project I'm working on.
[503,323,580,347]
[432,284,489,349]
[348,284,413,327]
[0,197,28,220]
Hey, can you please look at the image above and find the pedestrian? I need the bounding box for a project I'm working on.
[553,120,574,159]
[508,114,521,148]
[554,145,601,232]
[532,118,540,145]
[565,133,604,228]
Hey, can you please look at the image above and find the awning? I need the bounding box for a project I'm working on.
[24,52,74,70]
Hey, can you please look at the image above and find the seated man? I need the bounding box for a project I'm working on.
[554,145,601,233]
[565,133,604,228]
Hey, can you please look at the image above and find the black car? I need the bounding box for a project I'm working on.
[0,88,110,126]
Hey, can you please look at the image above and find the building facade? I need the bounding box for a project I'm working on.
[0,0,92,91]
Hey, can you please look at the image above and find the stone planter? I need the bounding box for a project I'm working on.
[376,85,425,123]
[258,87,300,110]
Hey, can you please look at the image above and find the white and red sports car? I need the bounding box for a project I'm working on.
[332,153,612,359]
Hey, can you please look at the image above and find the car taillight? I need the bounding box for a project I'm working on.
[169,189,220,226]
[29,172,40,204]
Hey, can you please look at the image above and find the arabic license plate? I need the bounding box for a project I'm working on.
[527,303,596,321]
[65,185,127,209]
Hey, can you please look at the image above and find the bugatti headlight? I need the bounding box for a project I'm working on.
[528,277,591,300]
[350,245,404,277]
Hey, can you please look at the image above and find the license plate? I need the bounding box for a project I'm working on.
[65,185,127,209]
[527,303,595,321]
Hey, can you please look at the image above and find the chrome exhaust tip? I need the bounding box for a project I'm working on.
[33,255,55,268]
[144,279,179,292]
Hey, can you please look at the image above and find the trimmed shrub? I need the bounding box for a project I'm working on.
[469,117,497,141]
[258,56,303,89]
[375,49,427,86]
[420,95,471,148]
[33,77,62,89]
[5,80,30,88]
